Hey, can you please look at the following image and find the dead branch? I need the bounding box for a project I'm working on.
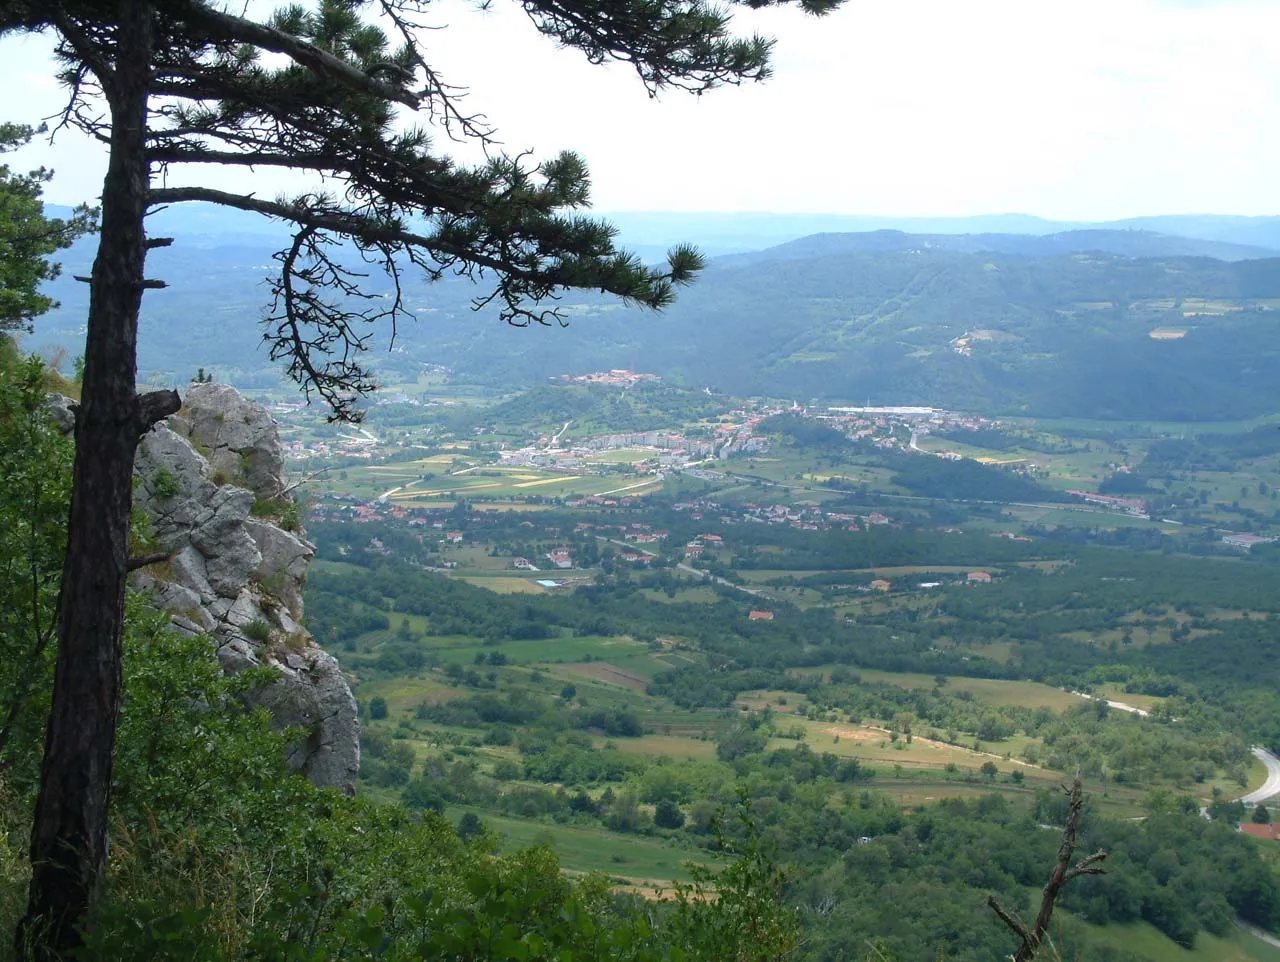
[126,553,171,572]
[989,776,1107,961]
[277,466,331,498]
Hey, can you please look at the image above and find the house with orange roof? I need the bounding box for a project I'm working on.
[1240,823,1279,841]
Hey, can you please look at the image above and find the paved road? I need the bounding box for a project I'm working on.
[1238,919,1280,950]
[674,562,764,597]
[1240,747,1280,805]
[1071,691,1150,718]
[595,535,763,598]
[1066,696,1280,804]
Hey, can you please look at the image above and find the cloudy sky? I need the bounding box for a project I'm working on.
[2,0,1277,220]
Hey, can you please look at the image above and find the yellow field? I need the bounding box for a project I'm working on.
[781,718,1045,776]
[515,476,582,488]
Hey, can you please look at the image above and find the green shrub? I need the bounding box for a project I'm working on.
[151,466,180,500]
[243,620,272,643]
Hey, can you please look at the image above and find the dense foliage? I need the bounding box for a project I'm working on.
[0,353,72,789]
[0,125,94,332]
[307,511,1280,959]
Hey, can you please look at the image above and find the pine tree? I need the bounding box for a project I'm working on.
[1,0,844,955]
[0,124,95,332]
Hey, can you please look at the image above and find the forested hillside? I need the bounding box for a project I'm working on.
[300,507,1280,961]
[29,220,1280,420]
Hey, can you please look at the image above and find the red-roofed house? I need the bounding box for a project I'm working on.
[1240,823,1280,841]
[749,610,774,621]
[967,571,993,583]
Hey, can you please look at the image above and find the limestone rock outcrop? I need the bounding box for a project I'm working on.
[133,382,358,793]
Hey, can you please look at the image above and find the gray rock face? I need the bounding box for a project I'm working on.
[243,520,312,618]
[132,385,358,794]
[46,394,76,434]
[178,382,286,495]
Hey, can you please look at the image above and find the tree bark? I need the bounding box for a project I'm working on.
[17,3,177,957]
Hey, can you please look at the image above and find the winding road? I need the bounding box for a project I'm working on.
[1240,747,1280,806]
[595,535,764,598]
[1070,691,1150,718]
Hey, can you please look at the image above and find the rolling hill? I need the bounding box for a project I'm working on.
[27,209,1280,420]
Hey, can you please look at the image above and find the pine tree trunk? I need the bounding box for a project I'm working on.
[16,3,176,957]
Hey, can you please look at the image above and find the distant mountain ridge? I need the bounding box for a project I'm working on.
[449,246,1280,421]
[29,206,1280,421]
[719,229,1278,265]
[598,211,1280,257]
[44,205,1280,257]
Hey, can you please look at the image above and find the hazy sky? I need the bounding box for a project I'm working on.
[2,0,1277,220]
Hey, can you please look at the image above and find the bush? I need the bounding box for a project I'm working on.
[655,799,686,830]
[243,619,272,643]
[151,466,180,500]
[456,812,484,842]
[403,776,446,813]
[370,696,389,720]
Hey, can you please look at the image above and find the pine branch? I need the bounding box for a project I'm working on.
[147,147,338,169]
[171,0,422,110]
[47,11,115,92]
[148,186,520,276]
